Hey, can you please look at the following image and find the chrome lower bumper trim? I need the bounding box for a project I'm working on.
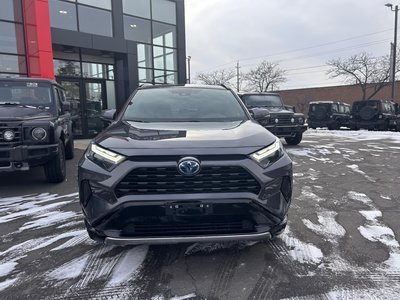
[104,231,272,246]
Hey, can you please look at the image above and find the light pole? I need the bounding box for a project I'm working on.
[386,3,399,101]
[187,56,191,84]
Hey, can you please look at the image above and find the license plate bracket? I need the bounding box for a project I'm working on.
[165,203,213,216]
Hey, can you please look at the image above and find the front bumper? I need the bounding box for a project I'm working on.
[79,152,293,245]
[263,124,307,137]
[0,144,58,172]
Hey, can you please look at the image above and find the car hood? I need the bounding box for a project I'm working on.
[94,120,276,155]
[0,106,53,120]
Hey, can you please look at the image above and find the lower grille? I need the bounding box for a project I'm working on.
[116,166,261,197]
[120,218,255,237]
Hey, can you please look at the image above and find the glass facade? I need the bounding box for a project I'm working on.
[49,0,113,37]
[123,0,178,85]
[0,0,27,77]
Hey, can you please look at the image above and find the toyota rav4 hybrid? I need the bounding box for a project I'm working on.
[239,93,307,145]
[79,85,293,245]
[0,78,74,183]
[350,99,398,131]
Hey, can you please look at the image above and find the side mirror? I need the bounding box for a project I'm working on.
[249,107,270,121]
[62,102,71,112]
[101,109,117,122]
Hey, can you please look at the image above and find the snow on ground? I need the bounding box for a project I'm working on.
[305,129,400,142]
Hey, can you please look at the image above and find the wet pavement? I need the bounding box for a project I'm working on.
[0,129,399,300]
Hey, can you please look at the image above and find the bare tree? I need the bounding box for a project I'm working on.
[244,61,287,92]
[196,69,236,86]
[326,52,394,100]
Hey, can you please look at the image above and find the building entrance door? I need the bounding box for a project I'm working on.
[58,78,107,138]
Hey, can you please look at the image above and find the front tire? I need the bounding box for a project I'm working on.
[44,140,66,183]
[285,132,303,145]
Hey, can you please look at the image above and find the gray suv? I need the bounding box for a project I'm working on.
[79,85,293,245]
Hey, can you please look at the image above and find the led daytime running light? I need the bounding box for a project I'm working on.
[91,144,125,164]
[251,138,281,163]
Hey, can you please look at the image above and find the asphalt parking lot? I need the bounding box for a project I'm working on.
[0,130,399,300]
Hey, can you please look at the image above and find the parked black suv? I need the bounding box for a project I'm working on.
[239,93,307,145]
[0,78,74,183]
[350,99,398,131]
[308,101,351,130]
[79,85,293,245]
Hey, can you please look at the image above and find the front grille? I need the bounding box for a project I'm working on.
[121,218,255,236]
[0,123,22,146]
[115,166,261,197]
[271,114,293,125]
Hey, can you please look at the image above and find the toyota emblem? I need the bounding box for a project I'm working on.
[177,157,201,176]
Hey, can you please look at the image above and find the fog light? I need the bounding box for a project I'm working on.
[3,130,15,141]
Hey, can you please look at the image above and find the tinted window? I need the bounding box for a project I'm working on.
[54,59,81,77]
[49,0,78,31]
[0,54,27,74]
[352,101,380,112]
[0,85,52,106]
[0,22,25,54]
[137,44,153,68]
[78,5,113,37]
[152,0,176,24]
[123,0,150,18]
[0,0,23,22]
[124,15,151,43]
[241,95,283,107]
[123,88,247,122]
[153,22,176,48]
[78,0,111,10]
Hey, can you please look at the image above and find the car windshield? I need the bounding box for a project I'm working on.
[241,94,283,107]
[123,87,247,122]
[0,82,52,107]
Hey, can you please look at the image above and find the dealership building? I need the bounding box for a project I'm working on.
[0,0,186,137]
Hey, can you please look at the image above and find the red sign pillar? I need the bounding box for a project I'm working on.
[22,0,54,79]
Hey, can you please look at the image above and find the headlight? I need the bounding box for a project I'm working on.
[32,127,47,141]
[250,137,284,168]
[87,143,125,171]
[297,117,304,124]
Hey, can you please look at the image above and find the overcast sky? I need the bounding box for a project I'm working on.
[185,0,395,90]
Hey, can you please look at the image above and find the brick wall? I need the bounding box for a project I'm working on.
[276,82,400,114]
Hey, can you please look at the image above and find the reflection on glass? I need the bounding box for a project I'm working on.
[122,0,150,18]
[78,5,113,37]
[78,0,111,10]
[123,15,151,43]
[137,44,152,68]
[154,70,165,84]
[165,52,176,70]
[0,0,23,22]
[61,81,82,136]
[152,22,176,48]
[166,72,177,84]
[138,68,153,83]
[151,0,176,25]
[82,62,105,79]
[0,54,26,74]
[86,82,104,135]
[54,60,81,77]
[0,22,25,54]
[49,0,78,31]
